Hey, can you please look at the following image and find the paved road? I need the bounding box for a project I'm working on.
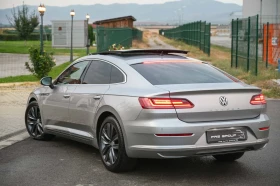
[0,53,76,78]
[0,84,37,141]
[211,36,263,57]
[148,36,176,49]
[0,100,279,186]
[211,36,231,48]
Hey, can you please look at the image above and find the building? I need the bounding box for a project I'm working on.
[93,16,136,28]
[243,0,280,19]
[51,20,87,48]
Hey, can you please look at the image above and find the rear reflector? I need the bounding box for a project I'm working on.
[250,94,266,105]
[259,127,270,131]
[139,97,194,109]
[155,133,194,137]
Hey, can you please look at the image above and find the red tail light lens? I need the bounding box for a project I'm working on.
[259,127,270,131]
[250,94,266,105]
[139,97,194,109]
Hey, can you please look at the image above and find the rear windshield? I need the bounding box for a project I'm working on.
[131,62,234,85]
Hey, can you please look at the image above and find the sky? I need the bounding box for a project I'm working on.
[0,0,242,9]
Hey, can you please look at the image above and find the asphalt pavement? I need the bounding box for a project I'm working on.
[0,100,280,186]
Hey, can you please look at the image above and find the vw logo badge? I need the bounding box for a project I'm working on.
[219,96,228,106]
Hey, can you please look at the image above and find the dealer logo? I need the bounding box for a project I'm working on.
[219,96,228,106]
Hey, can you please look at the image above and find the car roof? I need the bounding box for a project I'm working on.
[75,49,203,65]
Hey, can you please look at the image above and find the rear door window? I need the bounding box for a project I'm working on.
[110,65,125,84]
[131,62,234,85]
[82,60,111,84]
[82,60,125,84]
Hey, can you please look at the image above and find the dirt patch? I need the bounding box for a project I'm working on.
[0,82,39,89]
[132,39,149,49]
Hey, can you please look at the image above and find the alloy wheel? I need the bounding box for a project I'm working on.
[26,106,44,137]
[100,122,119,166]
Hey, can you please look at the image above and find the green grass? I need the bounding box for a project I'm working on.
[0,62,71,83]
[0,40,96,57]
[159,35,280,98]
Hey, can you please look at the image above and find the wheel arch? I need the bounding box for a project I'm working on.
[29,97,37,103]
[94,105,127,146]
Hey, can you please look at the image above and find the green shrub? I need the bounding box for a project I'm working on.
[25,47,56,79]
[0,34,52,41]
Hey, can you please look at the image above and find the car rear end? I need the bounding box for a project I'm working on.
[123,58,270,159]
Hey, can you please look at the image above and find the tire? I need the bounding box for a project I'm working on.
[213,152,244,162]
[25,101,55,140]
[98,116,137,172]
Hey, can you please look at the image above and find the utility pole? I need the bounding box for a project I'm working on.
[38,4,46,55]
[86,14,90,55]
[70,9,75,62]
[260,0,262,28]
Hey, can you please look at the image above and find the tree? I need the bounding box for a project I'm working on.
[88,24,95,45]
[6,3,39,43]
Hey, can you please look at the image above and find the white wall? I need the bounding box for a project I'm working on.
[243,0,280,17]
[52,20,87,48]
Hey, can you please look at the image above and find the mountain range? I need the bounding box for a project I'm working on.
[0,0,241,25]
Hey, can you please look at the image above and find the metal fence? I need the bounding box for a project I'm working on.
[231,15,259,75]
[231,15,280,75]
[132,28,143,40]
[159,21,211,56]
[96,27,143,52]
[261,15,280,67]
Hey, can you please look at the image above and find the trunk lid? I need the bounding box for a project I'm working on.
[156,83,264,123]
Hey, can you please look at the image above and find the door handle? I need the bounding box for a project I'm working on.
[93,95,101,100]
[63,95,70,99]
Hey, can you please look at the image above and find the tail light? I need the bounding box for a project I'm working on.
[259,127,270,131]
[139,97,194,109]
[250,94,266,105]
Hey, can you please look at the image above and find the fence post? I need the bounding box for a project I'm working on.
[235,18,239,68]
[231,19,234,67]
[266,22,269,68]
[208,23,211,56]
[255,14,259,76]
[199,21,202,50]
[247,17,251,72]
[96,26,99,53]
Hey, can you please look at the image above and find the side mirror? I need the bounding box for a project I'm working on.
[40,77,54,89]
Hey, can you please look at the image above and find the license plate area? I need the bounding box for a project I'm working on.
[206,128,247,144]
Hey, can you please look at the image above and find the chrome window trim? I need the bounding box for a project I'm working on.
[81,58,127,85]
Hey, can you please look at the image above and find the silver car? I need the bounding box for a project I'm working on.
[25,49,270,172]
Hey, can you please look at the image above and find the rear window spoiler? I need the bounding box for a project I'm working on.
[91,49,189,56]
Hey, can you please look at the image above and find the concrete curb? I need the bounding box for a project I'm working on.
[0,132,29,150]
[0,82,39,88]
[0,129,26,142]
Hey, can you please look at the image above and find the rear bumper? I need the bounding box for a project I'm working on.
[122,114,270,158]
[128,138,268,158]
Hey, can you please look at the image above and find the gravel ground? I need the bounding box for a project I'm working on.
[0,83,38,140]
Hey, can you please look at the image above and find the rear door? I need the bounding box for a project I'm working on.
[68,60,114,137]
[131,61,264,123]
